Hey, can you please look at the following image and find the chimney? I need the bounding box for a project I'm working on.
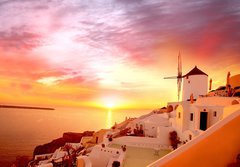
[226,72,231,87]
[209,78,212,91]
[190,93,194,104]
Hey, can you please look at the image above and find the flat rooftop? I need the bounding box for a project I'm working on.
[110,144,171,167]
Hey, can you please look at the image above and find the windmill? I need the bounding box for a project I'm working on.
[164,52,183,101]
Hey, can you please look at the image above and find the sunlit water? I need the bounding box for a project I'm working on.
[0,107,149,165]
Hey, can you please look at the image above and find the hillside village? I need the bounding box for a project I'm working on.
[29,66,240,167]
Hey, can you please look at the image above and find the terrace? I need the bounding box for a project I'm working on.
[110,144,171,167]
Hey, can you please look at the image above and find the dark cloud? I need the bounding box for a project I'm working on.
[71,0,239,65]
[1,0,240,67]
[0,26,43,50]
[115,0,240,57]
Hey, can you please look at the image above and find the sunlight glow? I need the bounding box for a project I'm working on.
[102,96,118,109]
[1,1,239,109]
[106,102,114,109]
[106,110,113,129]
[37,77,59,86]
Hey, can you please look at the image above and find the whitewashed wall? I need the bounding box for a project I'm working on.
[182,75,208,101]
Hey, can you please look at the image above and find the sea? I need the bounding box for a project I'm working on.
[0,106,149,166]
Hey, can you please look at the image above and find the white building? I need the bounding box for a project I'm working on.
[77,145,125,167]
[192,96,240,131]
[171,96,240,143]
[182,66,208,101]
[168,70,240,143]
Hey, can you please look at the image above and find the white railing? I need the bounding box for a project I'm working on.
[112,136,171,150]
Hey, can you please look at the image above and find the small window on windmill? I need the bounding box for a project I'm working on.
[214,111,217,117]
[178,112,181,118]
[190,113,193,121]
[188,80,190,84]
[186,76,189,79]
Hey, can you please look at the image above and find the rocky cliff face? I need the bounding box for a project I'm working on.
[12,156,32,167]
[33,131,94,156]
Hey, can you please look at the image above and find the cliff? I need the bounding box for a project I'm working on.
[33,131,94,156]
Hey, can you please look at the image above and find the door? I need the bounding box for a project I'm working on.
[200,112,208,131]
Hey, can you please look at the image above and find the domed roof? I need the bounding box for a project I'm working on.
[183,66,208,77]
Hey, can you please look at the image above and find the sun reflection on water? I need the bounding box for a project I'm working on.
[106,109,113,129]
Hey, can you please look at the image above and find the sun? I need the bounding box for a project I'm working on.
[106,102,114,109]
[102,96,117,109]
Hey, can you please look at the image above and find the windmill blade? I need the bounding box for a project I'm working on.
[177,77,182,84]
[178,51,182,77]
[164,51,183,101]
[177,77,182,101]
[164,76,178,79]
[177,52,182,101]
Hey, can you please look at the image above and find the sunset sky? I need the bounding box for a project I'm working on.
[0,0,240,109]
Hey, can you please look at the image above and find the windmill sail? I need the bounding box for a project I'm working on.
[164,52,183,101]
[177,52,182,101]
[164,76,178,79]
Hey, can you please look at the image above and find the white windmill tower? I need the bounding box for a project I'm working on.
[182,66,208,101]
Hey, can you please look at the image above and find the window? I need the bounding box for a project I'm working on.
[188,80,190,84]
[214,111,217,117]
[190,113,194,121]
[178,112,181,118]
[189,134,192,140]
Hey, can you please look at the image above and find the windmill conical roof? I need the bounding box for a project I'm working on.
[183,66,208,77]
